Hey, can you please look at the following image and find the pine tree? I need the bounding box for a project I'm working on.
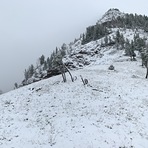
[119,34,125,49]
[61,43,67,57]
[24,69,29,81]
[141,49,146,66]
[47,57,52,69]
[129,41,136,60]
[14,83,18,89]
[125,39,130,56]
[43,61,47,71]
[40,55,45,65]
[141,48,148,78]
[81,33,86,44]
[144,21,148,32]
[28,64,34,78]
[55,47,58,54]
[114,30,121,49]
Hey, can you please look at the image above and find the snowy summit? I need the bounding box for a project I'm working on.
[98,8,125,24]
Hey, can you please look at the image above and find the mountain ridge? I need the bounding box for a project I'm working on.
[16,8,148,88]
[1,8,148,147]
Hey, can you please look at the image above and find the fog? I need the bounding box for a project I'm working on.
[0,0,148,92]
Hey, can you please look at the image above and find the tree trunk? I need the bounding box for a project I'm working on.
[64,65,74,82]
[146,68,148,79]
[61,72,66,82]
[60,65,66,82]
[63,64,67,82]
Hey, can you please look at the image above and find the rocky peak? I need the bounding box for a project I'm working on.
[98,8,125,24]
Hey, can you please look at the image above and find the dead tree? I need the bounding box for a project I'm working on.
[63,64,74,82]
[59,64,66,82]
[80,75,88,85]
[146,68,148,79]
[58,62,74,82]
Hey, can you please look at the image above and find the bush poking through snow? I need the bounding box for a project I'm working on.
[108,65,115,70]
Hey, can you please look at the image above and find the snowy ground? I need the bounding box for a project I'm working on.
[0,49,148,148]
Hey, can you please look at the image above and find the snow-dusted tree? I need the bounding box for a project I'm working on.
[24,69,29,81]
[61,43,67,56]
[141,48,148,78]
[134,34,146,51]
[114,30,125,49]
[137,38,146,52]
[61,43,67,50]
[47,57,52,69]
[40,55,45,65]
[119,34,125,49]
[114,30,120,49]
[81,33,85,44]
[129,41,136,61]
[28,64,34,78]
[82,24,109,44]
[55,47,58,54]
[14,82,18,89]
[141,48,146,66]
[125,39,131,56]
[144,21,148,32]
[43,61,47,71]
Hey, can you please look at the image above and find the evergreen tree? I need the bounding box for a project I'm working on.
[114,30,121,49]
[47,57,52,69]
[125,39,131,56]
[24,69,29,81]
[144,21,148,32]
[129,41,136,60]
[141,48,146,66]
[55,47,58,54]
[28,64,34,78]
[81,33,86,44]
[141,48,148,78]
[40,55,45,65]
[43,61,47,71]
[14,83,18,89]
[61,43,67,57]
[137,38,146,52]
[119,34,125,49]
[61,43,67,50]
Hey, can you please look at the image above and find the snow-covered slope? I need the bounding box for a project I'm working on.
[1,48,148,148]
[64,28,148,69]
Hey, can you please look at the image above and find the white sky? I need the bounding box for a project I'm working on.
[0,0,148,92]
